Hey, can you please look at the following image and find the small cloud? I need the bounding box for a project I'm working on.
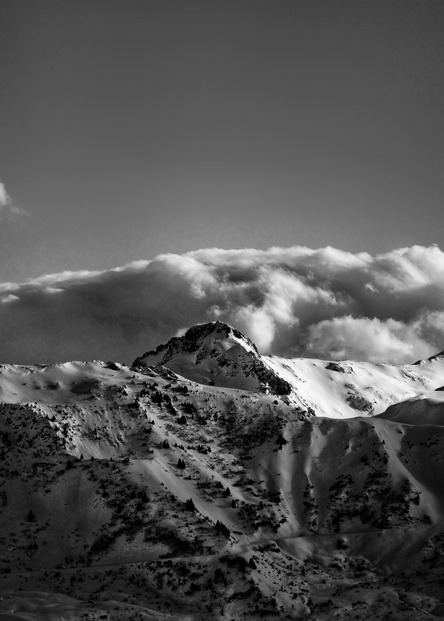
[175,327,188,337]
[0,180,27,221]
[1,294,19,304]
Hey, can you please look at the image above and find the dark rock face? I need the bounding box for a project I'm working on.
[346,393,373,412]
[413,350,444,365]
[254,364,292,396]
[326,362,353,374]
[326,362,345,373]
[428,351,444,362]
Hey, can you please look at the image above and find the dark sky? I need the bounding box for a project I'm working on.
[1,0,444,282]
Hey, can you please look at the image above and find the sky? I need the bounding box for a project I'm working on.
[1,1,444,364]
[1,0,444,284]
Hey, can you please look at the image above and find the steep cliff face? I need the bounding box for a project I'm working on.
[132,321,292,396]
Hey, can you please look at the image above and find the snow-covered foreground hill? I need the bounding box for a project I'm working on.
[0,323,443,620]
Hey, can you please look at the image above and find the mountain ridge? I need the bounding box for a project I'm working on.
[132,321,444,420]
[0,322,443,619]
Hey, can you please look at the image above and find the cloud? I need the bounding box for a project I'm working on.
[303,316,435,363]
[0,181,27,220]
[0,244,443,365]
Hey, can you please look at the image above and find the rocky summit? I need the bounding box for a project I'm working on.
[132,321,292,396]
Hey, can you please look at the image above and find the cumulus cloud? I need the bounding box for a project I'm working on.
[304,316,434,363]
[0,244,444,365]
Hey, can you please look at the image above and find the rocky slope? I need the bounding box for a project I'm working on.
[0,325,443,620]
[132,321,292,396]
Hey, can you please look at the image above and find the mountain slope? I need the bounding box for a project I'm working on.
[0,325,444,619]
[263,354,444,418]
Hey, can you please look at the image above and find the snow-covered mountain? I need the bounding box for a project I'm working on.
[0,323,444,620]
[133,320,444,419]
[132,321,292,395]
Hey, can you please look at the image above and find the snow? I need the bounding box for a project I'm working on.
[264,354,444,417]
[0,322,443,619]
[134,321,444,419]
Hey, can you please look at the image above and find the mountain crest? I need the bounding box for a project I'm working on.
[132,321,291,396]
[134,321,258,363]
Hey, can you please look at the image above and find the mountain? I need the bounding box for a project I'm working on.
[132,321,292,396]
[0,324,443,620]
[133,320,444,420]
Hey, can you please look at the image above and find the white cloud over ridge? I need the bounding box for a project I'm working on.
[1,244,444,365]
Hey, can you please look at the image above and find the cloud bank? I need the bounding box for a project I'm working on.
[1,244,444,365]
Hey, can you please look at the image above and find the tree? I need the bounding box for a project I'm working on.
[185,498,196,512]
[139,491,149,503]
[276,433,287,449]
[215,520,230,538]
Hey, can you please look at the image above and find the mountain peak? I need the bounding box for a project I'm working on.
[132,322,291,395]
[176,321,258,355]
